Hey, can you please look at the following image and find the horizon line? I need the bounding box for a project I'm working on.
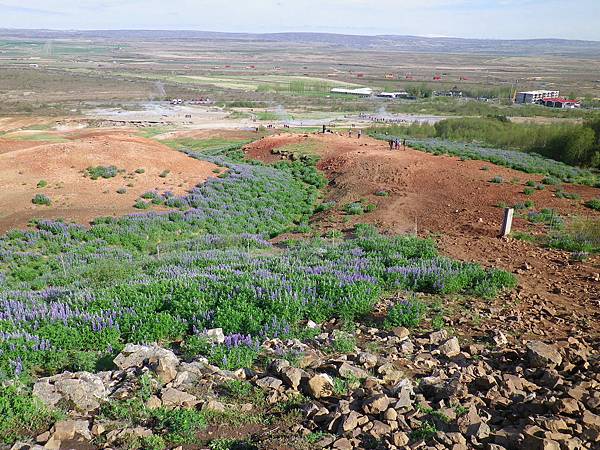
[0,27,599,43]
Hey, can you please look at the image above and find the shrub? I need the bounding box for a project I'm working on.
[542,176,561,186]
[159,170,171,178]
[384,298,426,329]
[523,188,535,195]
[0,384,61,444]
[554,189,581,200]
[490,176,503,184]
[525,180,536,187]
[134,200,150,209]
[585,198,600,211]
[344,202,364,215]
[375,190,389,197]
[36,180,47,188]
[116,188,127,194]
[135,168,145,174]
[31,194,51,206]
[86,165,119,180]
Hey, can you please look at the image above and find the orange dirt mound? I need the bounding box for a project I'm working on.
[0,133,218,232]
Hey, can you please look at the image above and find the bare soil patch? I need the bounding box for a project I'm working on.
[0,132,218,232]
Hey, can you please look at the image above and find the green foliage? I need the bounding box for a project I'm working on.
[36,180,47,188]
[329,331,356,354]
[523,188,535,195]
[371,116,600,180]
[548,218,600,254]
[86,165,120,180]
[31,193,51,205]
[554,189,580,200]
[159,170,171,178]
[135,168,145,174]
[490,176,503,184]
[585,198,600,211]
[133,199,151,209]
[411,420,438,440]
[384,298,426,329]
[0,384,61,444]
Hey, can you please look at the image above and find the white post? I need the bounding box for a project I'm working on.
[500,208,514,237]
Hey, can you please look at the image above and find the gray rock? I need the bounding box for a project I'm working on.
[527,341,562,369]
[203,328,225,344]
[438,337,461,357]
[256,376,283,390]
[11,443,46,450]
[307,373,334,399]
[362,394,391,415]
[114,344,180,383]
[280,366,303,390]
[160,387,199,408]
[33,372,107,414]
[357,352,378,369]
[339,362,369,379]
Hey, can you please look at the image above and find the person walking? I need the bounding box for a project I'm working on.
[358,129,362,139]
[402,139,407,150]
[389,139,394,150]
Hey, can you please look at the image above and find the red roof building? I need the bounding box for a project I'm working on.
[540,97,581,109]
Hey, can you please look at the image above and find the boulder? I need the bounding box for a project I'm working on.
[307,373,334,399]
[51,419,92,441]
[338,362,369,380]
[256,376,283,390]
[33,372,107,414]
[114,344,180,383]
[438,337,461,357]
[527,341,562,369]
[341,411,360,432]
[160,387,199,408]
[362,394,391,415]
[280,366,303,390]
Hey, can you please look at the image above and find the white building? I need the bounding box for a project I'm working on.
[376,91,410,99]
[515,90,559,104]
[330,87,373,97]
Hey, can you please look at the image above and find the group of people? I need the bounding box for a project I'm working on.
[389,138,406,150]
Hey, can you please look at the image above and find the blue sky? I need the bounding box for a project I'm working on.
[1,0,599,40]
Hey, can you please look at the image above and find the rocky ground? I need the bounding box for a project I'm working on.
[10,317,600,450]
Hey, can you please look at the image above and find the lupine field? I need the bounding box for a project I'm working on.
[0,141,516,378]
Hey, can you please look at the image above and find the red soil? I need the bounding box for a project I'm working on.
[0,132,219,232]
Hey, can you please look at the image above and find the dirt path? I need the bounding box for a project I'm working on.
[245,133,600,339]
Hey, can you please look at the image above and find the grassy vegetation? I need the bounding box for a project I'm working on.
[369,116,600,171]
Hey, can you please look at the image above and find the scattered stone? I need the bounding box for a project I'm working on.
[307,373,334,399]
[33,372,107,414]
[362,394,390,415]
[527,341,562,369]
[256,376,283,390]
[438,337,461,357]
[160,387,199,408]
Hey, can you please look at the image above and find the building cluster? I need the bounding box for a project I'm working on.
[515,90,580,109]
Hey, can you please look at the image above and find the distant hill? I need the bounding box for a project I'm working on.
[1,29,600,57]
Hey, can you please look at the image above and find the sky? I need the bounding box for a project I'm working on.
[1,0,599,41]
